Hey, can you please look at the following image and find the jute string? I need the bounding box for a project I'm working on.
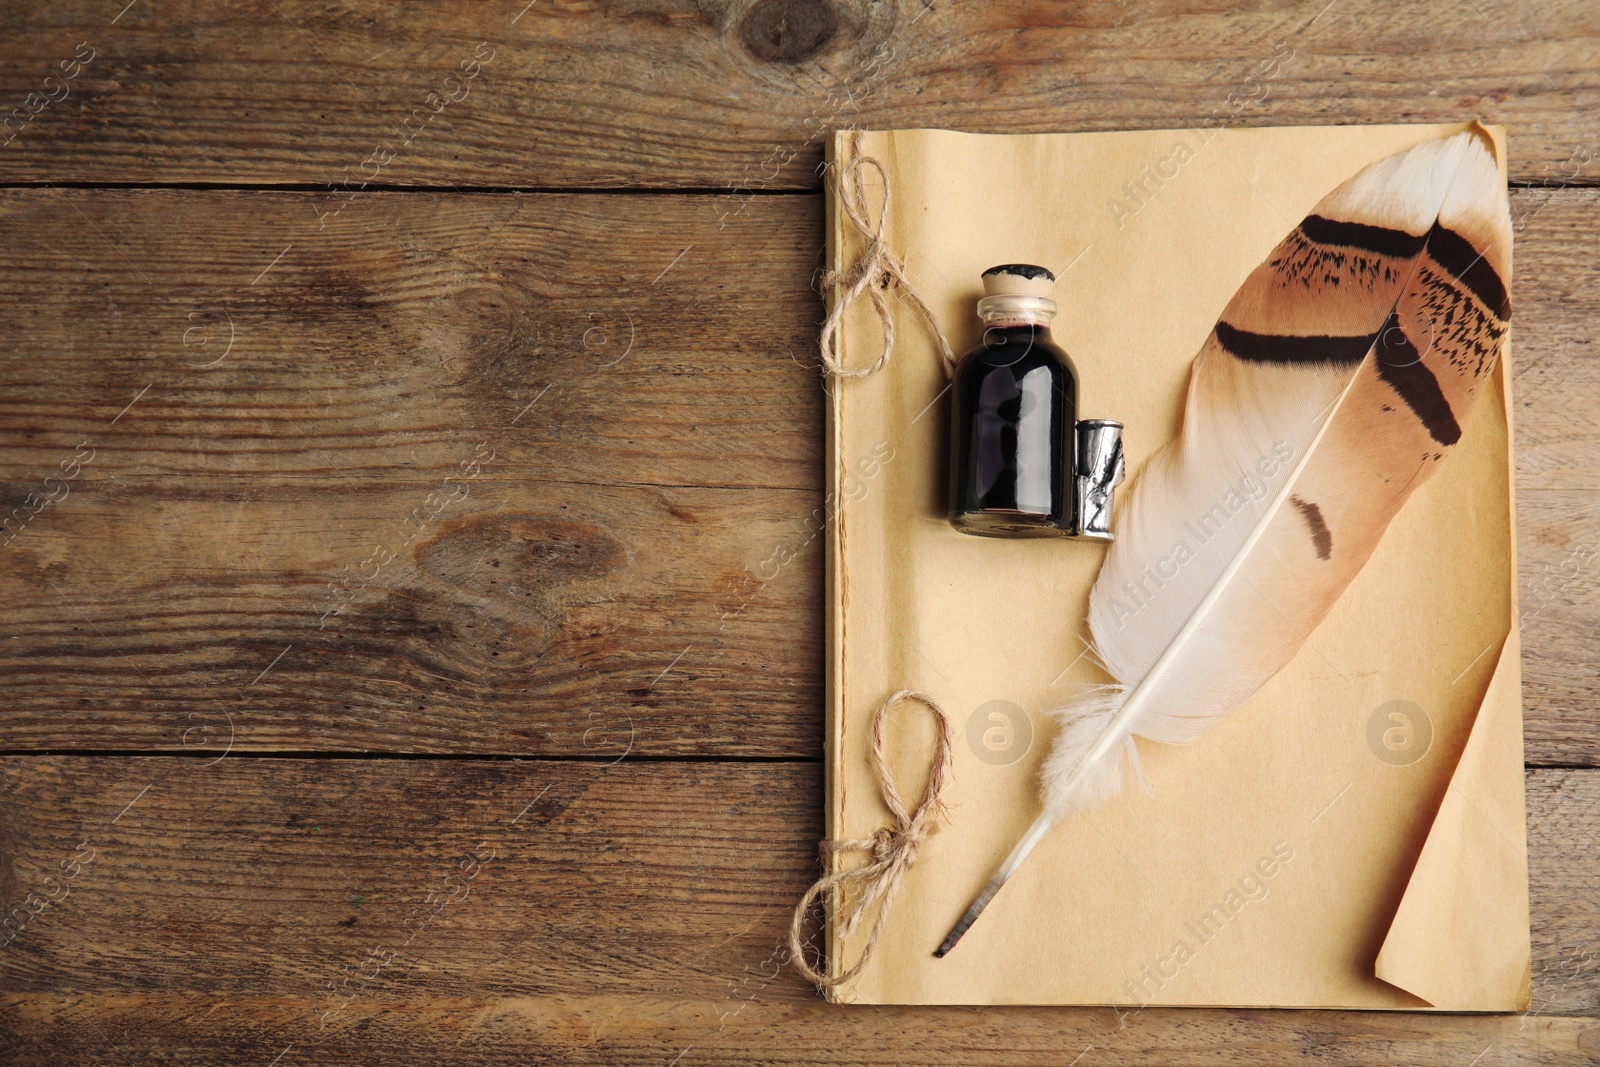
[819,131,957,380]
[792,131,956,991]
[789,689,954,990]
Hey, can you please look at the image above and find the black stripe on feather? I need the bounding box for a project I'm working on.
[1425,225,1511,320]
[1373,312,1462,446]
[1299,214,1428,259]
[1214,321,1374,365]
[1289,495,1333,560]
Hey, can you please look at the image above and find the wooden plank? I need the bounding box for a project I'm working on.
[0,758,1595,1064]
[0,190,824,492]
[1513,188,1600,767]
[0,483,822,756]
[1510,189,1600,494]
[1529,770,1600,1018]
[0,190,826,757]
[0,188,1594,759]
[1519,492,1600,767]
[0,1,1598,187]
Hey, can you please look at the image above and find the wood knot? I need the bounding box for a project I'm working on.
[415,513,626,586]
[406,512,628,669]
[739,0,838,63]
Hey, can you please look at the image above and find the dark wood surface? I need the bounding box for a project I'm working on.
[0,1,1598,187]
[0,188,827,759]
[0,759,1597,1065]
[1,1,1597,1063]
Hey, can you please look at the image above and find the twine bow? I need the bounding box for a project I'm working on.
[819,132,957,380]
[789,689,954,990]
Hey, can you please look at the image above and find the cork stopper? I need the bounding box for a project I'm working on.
[977,264,1057,326]
[981,264,1056,298]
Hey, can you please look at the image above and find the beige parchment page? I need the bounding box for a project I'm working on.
[823,123,1527,1008]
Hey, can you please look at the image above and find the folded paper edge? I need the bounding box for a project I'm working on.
[823,128,849,1002]
[1373,320,1531,1011]
[1373,631,1531,1010]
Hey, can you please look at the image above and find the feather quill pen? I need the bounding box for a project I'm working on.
[936,129,1513,957]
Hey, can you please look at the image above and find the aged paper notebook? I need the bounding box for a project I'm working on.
[822,124,1528,1009]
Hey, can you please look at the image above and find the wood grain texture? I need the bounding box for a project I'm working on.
[0,0,1598,187]
[0,187,1594,759]
[1514,190,1600,767]
[0,190,826,756]
[0,758,1596,1065]
[1,2,1595,1061]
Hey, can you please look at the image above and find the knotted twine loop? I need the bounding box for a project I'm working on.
[819,131,957,380]
[788,688,954,990]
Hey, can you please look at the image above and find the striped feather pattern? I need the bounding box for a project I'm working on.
[1075,130,1512,756]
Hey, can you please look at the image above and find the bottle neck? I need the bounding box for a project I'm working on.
[977,293,1057,329]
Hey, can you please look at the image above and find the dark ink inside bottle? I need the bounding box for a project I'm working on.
[949,264,1078,537]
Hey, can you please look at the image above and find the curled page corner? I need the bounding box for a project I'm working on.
[1375,631,1531,1011]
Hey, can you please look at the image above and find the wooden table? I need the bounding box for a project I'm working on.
[1,1,1596,1062]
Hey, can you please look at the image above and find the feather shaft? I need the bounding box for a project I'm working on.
[934,810,1053,957]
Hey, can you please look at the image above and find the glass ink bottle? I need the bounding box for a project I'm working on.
[948,264,1124,540]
